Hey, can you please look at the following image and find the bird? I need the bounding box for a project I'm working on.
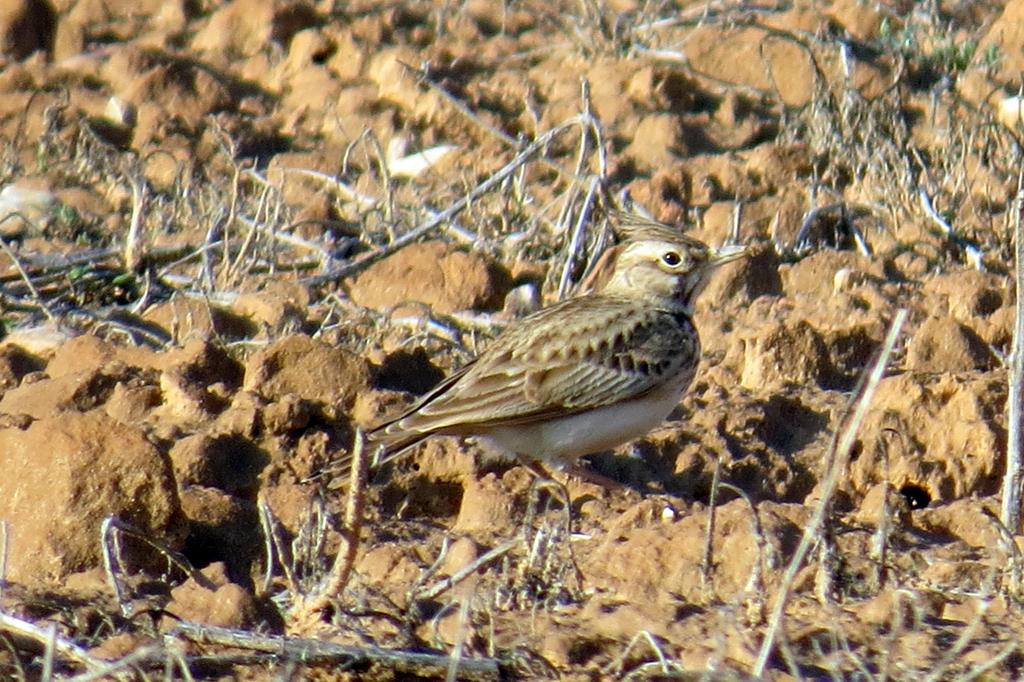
[362,211,747,485]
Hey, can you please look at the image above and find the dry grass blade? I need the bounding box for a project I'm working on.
[555,177,602,301]
[444,595,473,682]
[701,455,723,591]
[1002,186,1024,534]
[40,622,55,682]
[719,482,772,625]
[752,308,908,677]
[257,498,280,595]
[602,630,680,678]
[123,175,146,273]
[918,187,985,270]
[980,507,1024,598]
[0,225,55,322]
[955,639,1020,682]
[0,520,7,602]
[872,429,898,591]
[922,598,991,682]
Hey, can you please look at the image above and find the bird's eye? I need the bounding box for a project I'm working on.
[662,251,682,267]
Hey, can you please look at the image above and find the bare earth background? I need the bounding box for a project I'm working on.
[1,0,1024,679]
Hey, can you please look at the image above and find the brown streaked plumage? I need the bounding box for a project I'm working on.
[364,212,747,479]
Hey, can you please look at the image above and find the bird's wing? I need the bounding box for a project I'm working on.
[369,298,697,450]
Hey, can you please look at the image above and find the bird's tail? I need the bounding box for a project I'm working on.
[324,426,429,486]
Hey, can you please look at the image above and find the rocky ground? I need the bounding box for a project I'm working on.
[1,0,1024,679]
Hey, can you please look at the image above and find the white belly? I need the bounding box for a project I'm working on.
[480,375,689,467]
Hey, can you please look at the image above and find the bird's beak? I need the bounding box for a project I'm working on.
[709,244,748,266]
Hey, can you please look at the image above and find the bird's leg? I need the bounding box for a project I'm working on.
[515,452,626,491]
[518,463,585,596]
[562,463,628,492]
[524,477,573,538]
[516,455,573,526]
[516,455,557,482]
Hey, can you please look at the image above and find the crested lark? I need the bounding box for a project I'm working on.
[365,212,747,482]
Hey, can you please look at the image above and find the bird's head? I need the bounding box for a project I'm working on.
[600,213,748,312]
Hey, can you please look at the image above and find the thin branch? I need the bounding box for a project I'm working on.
[729,200,743,244]
[272,167,377,210]
[872,429,897,591]
[556,176,600,301]
[41,623,55,682]
[1,244,192,279]
[720,482,771,625]
[66,645,165,682]
[602,630,680,677]
[0,520,7,601]
[444,593,473,682]
[257,497,292,595]
[981,507,1024,598]
[400,60,578,185]
[922,599,991,682]
[918,187,985,270]
[956,639,1019,682]
[101,516,214,618]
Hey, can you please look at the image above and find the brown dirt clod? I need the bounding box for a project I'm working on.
[0,410,183,585]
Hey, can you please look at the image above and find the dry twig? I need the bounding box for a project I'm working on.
[301,117,593,287]
[1002,185,1024,534]
[65,645,167,682]
[0,223,55,321]
[172,622,500,680]
[981,507,1024,598]
[123,175,146,273]
[101,516,214,618]
[292,429,369,616]
[0,520,7,601]
[752,308,908,676]
[719,482,772,625]
[0,611,103,674]
[418,539,519,602]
